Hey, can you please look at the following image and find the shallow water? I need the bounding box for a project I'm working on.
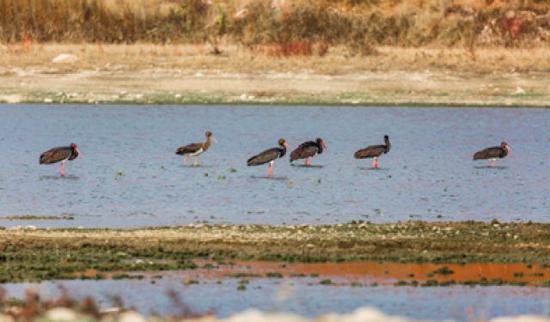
[167,260,550,285]
[4,276,550,321]
[0,104,549,228]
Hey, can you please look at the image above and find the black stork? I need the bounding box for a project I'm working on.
[290,138,327,166]
[176,131,215,166]
[39,143,81,177]
[354,135,391,169]
[247,138,290,178]
[473,141,510,167]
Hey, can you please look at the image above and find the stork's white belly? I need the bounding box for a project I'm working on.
[191,148,204,156]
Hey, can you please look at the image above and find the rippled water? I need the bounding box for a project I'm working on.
[4,277,549,321]
[0,104,548,227]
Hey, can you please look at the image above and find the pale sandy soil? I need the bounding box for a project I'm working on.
[0,44,549,106]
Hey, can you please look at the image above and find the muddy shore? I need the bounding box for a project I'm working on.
[1,221,549,283]
[1,45,549,107]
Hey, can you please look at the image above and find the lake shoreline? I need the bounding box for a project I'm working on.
[2,221,549,283]
[2,82,549,108]
[1,44,549,108]
[2,100,550,109]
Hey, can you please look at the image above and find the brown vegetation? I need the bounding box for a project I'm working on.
[0,286,203,321]
[0,287,101,321]
[0,0,548,56]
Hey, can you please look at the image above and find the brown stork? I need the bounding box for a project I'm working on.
[247,138,290,178]
[176,131,215,166]
[354,135,391,169]
[473,141,510,167]
[39,143,81,177]
[290,138,327,166]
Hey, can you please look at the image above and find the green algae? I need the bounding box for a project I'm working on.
[0,240,197,283]
[7,89,550,108]
[319,279,333,285]
[225,273,262,278]
[431,266,454,276]
[265,272,283,278]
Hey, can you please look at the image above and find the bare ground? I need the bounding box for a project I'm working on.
[0,44,548,107]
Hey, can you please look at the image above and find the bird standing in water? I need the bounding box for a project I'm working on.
[473,141,510,167]
[290,138,327,166]
[247,138,290,178]
[39,143,81,177]
[354,135,391,169]
[176,131,215,166]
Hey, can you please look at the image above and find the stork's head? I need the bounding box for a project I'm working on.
[316,137,327,152]
[501,141,510,152]
[278,138,290,150]
[70,143,81,155]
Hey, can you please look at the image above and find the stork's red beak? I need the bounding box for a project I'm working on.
[322,143,328,152]
[284,142,290,150]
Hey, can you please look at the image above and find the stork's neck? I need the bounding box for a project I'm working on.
[279,144,287,157]
[203,136,212,149]
[316,141,324,153]
[384,138,391,153]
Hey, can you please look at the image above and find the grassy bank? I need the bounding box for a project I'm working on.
[1,221,549,283]
[1,1,548,106]
[1,44,549,107]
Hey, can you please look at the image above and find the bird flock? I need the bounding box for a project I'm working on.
[39,131,510,178]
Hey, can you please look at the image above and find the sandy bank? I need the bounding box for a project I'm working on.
[1,45,548,107]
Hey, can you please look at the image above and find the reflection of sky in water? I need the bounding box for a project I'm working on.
[4,277,550,321]
[0,104,548,227]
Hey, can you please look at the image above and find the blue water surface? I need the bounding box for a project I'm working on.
[0,104,548,227]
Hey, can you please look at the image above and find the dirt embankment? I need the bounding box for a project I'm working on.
[1,44,549,107]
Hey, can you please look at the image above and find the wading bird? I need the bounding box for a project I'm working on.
[176,131,215,166]
[354,135,391,169]
[247,138,290,178]
[39,143,81,177]
[290,138,327,166]
[473,141,510,167]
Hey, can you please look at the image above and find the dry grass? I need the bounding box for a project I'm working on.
[0,286,202,321]
[0,0,548,51]
[1,43,549,74]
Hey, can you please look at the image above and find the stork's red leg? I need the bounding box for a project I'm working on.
[373,157,378,169]
[60,161,65,177]
[267,162,273,178]
[490,159,496,167]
